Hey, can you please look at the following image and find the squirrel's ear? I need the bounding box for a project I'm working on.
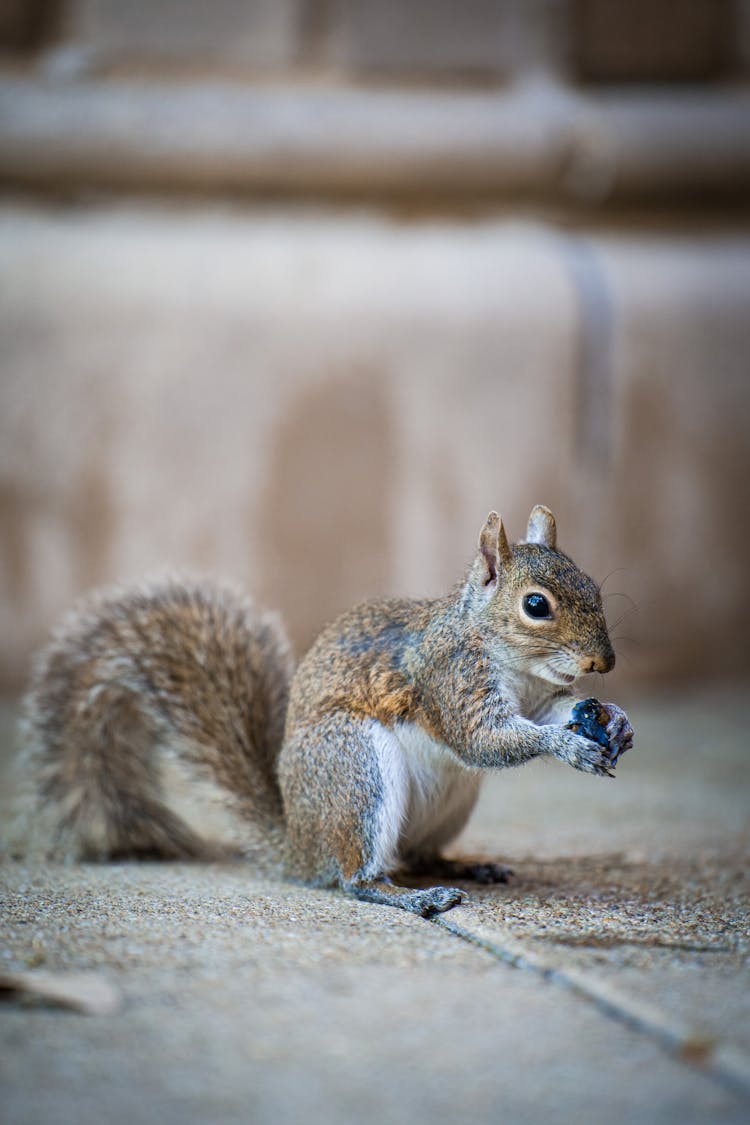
[525,505,557,550]
[471,511,511,589]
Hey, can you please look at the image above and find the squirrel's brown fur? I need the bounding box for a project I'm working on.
[17,507,634,916]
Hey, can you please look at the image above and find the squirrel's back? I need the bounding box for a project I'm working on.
[19,577,293,860]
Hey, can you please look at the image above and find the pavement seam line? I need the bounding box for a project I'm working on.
[431,913,750,1105]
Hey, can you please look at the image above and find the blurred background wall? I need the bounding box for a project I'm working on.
[1,0,749,695]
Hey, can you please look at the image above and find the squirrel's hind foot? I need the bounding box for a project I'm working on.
[347,878,466,917]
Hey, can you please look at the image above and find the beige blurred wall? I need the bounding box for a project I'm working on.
[1,0,749,694]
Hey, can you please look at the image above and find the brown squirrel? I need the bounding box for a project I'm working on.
[19,505,633,916]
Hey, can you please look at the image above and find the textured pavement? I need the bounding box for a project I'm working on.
[1,687,749,1124]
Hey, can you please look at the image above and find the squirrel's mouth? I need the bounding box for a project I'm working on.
[534,658,578,687]
[540,667,577,686]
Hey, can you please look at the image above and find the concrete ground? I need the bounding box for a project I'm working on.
[1,687,749,1125]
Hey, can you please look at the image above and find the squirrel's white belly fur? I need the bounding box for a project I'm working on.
[370,720,482,874]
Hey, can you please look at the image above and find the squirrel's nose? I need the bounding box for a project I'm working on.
[581,649,615,675]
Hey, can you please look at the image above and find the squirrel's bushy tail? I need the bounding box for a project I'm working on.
[17,577,293,861]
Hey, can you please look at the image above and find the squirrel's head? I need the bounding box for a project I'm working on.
[466,506,615,686]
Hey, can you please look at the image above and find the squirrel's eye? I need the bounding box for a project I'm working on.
[523,593,552,620]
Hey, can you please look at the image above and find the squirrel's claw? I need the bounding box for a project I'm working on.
[601,702,635,764]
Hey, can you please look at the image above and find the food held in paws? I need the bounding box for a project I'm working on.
[566,698,611,752]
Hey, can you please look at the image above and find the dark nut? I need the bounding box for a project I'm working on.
[566,698,611,752]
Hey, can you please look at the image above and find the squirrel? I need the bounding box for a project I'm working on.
[18,505,633,917]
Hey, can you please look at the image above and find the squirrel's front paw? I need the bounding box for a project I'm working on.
[565,698,634,768]
[554,728,615,778]
[599,702,634,764]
